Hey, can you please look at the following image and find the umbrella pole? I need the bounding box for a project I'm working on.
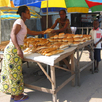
[0,10,1,44]
[46,0,48,29]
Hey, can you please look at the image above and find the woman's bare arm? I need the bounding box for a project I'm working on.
[51,20,69,33]
[27,28,44,35]
[10,24,23,59]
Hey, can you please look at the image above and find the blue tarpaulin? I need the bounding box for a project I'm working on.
[13,0,45,6]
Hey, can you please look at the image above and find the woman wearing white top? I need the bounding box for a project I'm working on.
[0,6,44,102]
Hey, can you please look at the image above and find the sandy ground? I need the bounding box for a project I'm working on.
[0,50,102,102]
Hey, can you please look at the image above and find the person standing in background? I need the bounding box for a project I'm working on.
[0,6,44,102]
[90,19,102,73]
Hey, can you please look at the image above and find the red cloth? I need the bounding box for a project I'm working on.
[85,0,102,8]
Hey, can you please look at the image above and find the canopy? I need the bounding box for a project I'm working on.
[0,0,11,7]
[85,0,102,12]
[13,0,89,13]
[13,0,46,6]
[0,7,41,20]
[0,0,41,43]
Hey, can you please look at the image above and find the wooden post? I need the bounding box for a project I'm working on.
[71,52,75,86]
[91,43,94,74]
[0,10,1,44]
[50,66,57,102]
[77,47,80,86]
[82,27,83,34]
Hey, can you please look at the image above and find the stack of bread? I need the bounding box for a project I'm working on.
[23,33,92,56]
[48,33,92,46]
[23,37,66,56]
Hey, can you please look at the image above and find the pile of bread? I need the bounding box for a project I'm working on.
[23,33,92,56]
[48,33,91,45]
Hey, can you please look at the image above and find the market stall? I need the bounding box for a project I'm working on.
[0,46,76,102]
[23,46,76,102]
[0,33,94,102]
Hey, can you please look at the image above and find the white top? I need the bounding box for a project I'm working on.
[90,28,102,49]
[10,19,27,45]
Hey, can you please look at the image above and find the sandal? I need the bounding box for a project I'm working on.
[94,69,99,73]
[11,95,15,100]
[11,94,23,100]
[14,95,29,102]
[11,98,14,100]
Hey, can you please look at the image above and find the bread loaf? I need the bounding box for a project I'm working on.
[67,38,74,42]
[44,28,53,34]
[73,34,80,38]
[59,42,69,49]
[32,46,47,53]
[54,35,59,39]
[42,48,58,55]
[73,41,80,45]
[45,50,64,56]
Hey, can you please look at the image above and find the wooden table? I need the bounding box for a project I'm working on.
[0,51,3,72]
[23,47,76,102]
[75,39,94,86]
[0,41,9,51]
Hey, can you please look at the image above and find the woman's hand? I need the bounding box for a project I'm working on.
[44,28,53,34]
[41,31,45,34]
[51,30,56,33]
[17,49,23,59]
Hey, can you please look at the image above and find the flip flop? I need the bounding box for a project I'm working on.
[94,69,99,73]
[14,95,29,102]
[11,98,14,100]
[11,94,23,100]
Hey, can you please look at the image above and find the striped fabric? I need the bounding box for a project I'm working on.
[0,7,41,20]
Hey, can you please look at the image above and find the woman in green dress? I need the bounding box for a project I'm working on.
[0,6,44,102]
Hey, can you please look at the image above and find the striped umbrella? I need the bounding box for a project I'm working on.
[13,0,89,13]
[0,0,41,43]
[0,7,41,20]
[13,0,89,30]
[85,0,102,12]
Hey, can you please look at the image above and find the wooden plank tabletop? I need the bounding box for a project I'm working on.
[0,41,9,51]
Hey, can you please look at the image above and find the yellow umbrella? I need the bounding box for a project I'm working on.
[0,0,11,7]
[23,0,89,29]
[25,0,89,13]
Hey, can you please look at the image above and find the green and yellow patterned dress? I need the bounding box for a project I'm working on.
[0,42,24,95]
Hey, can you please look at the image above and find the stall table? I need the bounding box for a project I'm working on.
[23,47,76,102]
[0,39,94,101]
[75,39,94,86]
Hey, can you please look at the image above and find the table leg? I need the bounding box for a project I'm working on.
[77,48,80,86]
[50,66,57,102]
[71,52,75,86]
[47,65,49,75]
[91,44,94,74]
[0,58,3,72]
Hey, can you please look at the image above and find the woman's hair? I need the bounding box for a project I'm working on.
[17,6,28,16]
[59,9,67,19]
[59,9,66,14]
